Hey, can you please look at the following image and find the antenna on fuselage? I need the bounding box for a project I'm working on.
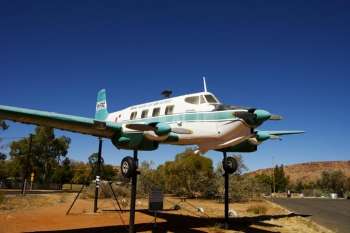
[203,76,208,92]
[161,90,172,98]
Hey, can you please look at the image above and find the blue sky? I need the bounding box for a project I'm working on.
[1,1,349,171]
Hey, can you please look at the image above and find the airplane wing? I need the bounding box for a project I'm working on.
[0,105,121,138]
[256,130,305,141]
[259,130,305,136]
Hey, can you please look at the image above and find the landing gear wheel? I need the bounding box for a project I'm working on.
[121,156,136,178]
[222,156,238,174]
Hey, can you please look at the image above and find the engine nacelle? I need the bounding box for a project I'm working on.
[153,122,171,136]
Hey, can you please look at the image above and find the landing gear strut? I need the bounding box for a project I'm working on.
[222,152,238,229]
[121,150,139,233]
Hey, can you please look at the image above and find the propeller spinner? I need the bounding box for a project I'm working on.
[234,109,282,126]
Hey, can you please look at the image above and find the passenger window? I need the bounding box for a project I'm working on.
[141,110,149,118]
[200,95,206,104]
[152,108,161,117]
[185,96,200,104]
[130,111,137,120]
[165,105,174,115]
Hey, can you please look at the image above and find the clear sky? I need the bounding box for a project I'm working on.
[1,1,349,171]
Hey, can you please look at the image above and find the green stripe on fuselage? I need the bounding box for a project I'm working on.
[120,110,236,125]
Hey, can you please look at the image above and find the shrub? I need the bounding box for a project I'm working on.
[246,204,267,215]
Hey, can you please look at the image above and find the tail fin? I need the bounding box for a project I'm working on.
[95,89,109,121]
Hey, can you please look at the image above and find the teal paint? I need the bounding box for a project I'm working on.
[124,110,236,125]
[154,122,171,136]
[254,109,271,122]
[112,132,158,151]
[95,89,109,121]
[118,136,130,144]
[0,105,121,138]
[217,140,257,152]
[256,131,271,141]
[163,133,179,143]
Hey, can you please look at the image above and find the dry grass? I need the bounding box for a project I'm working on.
[0,193,334,233]
[0,193,68,212]
[246,204,267,215]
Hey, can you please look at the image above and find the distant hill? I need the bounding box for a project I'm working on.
[249,161,350,183]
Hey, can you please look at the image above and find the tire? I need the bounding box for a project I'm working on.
[121,156,136,178]
[223,156,238,174]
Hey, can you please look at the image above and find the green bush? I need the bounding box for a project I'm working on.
[246,204,267,215]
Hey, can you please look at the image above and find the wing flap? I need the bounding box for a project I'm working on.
[0,105,121,138]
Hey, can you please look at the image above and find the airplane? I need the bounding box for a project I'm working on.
[0,79,303,177]
[0,79,303,231]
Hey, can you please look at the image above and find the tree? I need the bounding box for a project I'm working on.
[319,170,346,195]
[71,161,91,184]
[52,158,73,188]
[138,160,158,195]
[0,152,7,180]
[88,153,103,179]
[255,173,273,193]
[88,153,118,181]
[294,180,304,193]
[9,126,71,184]
[0,120,8,165]
[155,148,215,197]
[273,165,289,192]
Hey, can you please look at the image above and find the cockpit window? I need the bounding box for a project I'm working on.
[205,94,218,104]
[185,96,200,105]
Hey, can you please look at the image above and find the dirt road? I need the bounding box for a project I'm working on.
[272,198,350,233]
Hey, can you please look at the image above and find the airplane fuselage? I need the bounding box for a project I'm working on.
[0,88,303,154]
[106,92,252,153]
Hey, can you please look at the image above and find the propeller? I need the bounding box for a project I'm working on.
[269,135,282,140]
[125,124,154,131]
[270,114,283,120]
[234,109,283,125]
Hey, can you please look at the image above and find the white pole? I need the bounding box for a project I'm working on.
[203,77,207,92]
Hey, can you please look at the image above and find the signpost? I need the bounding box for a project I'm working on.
[21,134,33,195]
[94,138,103,213]
[30,172,35,190]
[149,189,164,211]
[149,188,163,230]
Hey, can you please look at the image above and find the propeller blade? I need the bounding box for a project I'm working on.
[269,135,282,140]
[171,128,193,134]
[270,115,283,120]
[125,124,155,131]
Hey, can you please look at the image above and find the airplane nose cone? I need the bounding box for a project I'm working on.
[254,109,271,122]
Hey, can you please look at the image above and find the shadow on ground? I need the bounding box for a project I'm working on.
[26,211,311,233]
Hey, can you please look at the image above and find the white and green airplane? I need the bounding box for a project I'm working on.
[0,81,303,177]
